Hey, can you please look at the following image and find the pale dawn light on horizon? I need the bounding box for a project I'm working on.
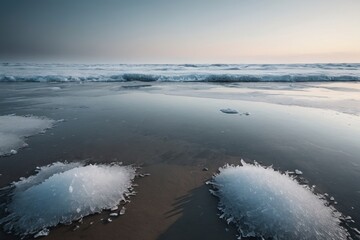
[1,0,360,63]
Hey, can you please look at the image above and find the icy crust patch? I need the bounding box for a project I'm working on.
[0,115,55,156]
[209,160,351,240]
[0,162,136,237]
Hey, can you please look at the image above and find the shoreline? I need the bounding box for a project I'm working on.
[1,82,360,239]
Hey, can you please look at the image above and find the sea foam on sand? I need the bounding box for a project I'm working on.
[209,160,351,240]
[0,162,136,237]
[0,115,55,156]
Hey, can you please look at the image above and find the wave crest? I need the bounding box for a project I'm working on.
[0,73,359,83]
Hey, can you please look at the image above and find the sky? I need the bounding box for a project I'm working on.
[0,0,360,63]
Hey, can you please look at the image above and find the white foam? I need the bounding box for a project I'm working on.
[0,115,55,156]
[209,160,350,239]
[0,162,136,237]
[1,63,360,82]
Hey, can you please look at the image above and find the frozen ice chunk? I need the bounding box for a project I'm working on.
[119,207,126,215]
[0,115,55,156]
[295,169,303,175]
[10,149,17,155]
[33,228,49,238]
[110,206,118,211]
[220,108,238,114]
[209,160,350,239]
[0,162,136,237]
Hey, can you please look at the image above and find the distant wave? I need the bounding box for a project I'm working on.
[1,63,359,82]
[0,74,359,83]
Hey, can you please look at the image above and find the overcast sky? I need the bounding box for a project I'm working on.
[1,0,360,63]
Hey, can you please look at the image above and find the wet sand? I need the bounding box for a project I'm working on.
[1,82,360,239]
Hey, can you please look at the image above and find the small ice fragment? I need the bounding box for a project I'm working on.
[220,108,238,114]
[353,227,360,235]
[109,213,118,217]
[295,169,303,175]
[34,229,49,238]
[89,221,94,225]
[330,197,335,201]
[10,149,17,154]
[125,191,136,197]
[243,112,250,116]
[76,208,81,213]
[69,185,73,193]
[110,206,118,211]
[72,225,80,231]
[107,218,112,223]
[202,167,209,171]
[119,207,126,215]
[226,217,234,224]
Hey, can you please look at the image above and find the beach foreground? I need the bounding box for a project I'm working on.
[0,82,360,239]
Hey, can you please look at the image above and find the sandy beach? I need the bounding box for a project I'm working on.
[1,82,360,239]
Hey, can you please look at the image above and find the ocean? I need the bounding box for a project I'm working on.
[1,63,360,82]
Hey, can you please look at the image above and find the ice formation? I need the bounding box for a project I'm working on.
[209,160,350,240]
[0,115,55,156]
[220,108,238,114]
[0,162,136,237]
[33,229,49,238]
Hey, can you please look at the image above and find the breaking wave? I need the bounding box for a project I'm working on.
[208,160,358,240]
[0,63,359,82]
